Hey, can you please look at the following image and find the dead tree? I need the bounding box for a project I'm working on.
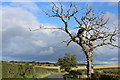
[30,2,120,78]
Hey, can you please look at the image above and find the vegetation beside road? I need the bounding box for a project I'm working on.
[1,61,119,80]
[63,68,120,80]
[57,53,78,72]
[56,53,120,80]
[2,61,58,79]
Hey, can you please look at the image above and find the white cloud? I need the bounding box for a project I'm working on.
[94,46,118,55]
[94,61,118,65]
[2,3,67,59]
[92,11,118,56]
[104,12,118,25]
[40,47,54,55]
[2,0,119,2]
[0,5,2,61]
[110,57,118,60]
[1,2,118,64]
[9,2,40,13]
[32,40,47,47]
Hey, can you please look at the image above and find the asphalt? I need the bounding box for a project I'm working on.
[39,73,65,80]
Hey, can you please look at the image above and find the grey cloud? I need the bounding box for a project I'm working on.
[1,2,118,64]
[32,40,48,47]
[104,12,118,25]
[40,47,54,55]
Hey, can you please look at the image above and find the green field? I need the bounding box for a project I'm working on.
[1,61,119,80]
[2,61,59,79]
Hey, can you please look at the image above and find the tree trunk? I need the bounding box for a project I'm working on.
[86,52,94,78]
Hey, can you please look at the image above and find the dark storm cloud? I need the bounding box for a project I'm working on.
[1,2,118,64]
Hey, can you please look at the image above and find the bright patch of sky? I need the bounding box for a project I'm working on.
[2,2,118,29]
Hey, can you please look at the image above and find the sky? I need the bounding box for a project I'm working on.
[0,1,119,65]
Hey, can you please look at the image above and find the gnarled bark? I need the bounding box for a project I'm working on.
[30,2,120,78]
[86,52,94,78]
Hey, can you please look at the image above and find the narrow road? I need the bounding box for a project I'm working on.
[39,73,65,80]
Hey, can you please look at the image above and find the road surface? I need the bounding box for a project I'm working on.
[39,73,65,80]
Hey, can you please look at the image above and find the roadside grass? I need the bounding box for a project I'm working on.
[24,73,52,78]
[35,73,53,78]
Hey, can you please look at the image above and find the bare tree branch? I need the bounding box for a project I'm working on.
[29,27,65,32]
[33,2,120,78]
[110,44,120,48]
[40,2,120,50]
